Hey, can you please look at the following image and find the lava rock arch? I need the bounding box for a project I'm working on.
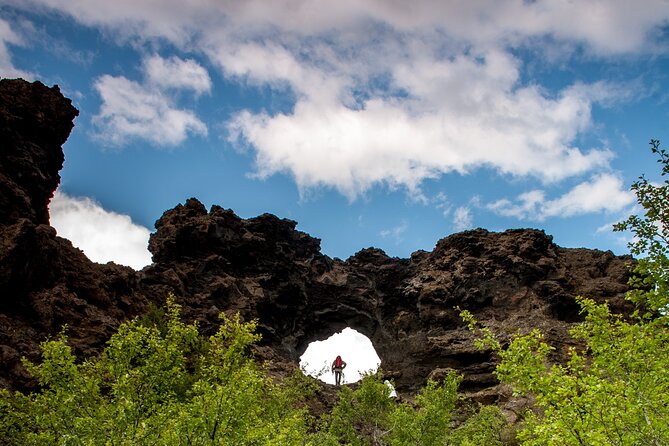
[142,201,632,395]
[0,79,633,405]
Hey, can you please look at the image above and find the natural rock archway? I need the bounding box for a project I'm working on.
[142,197,632,397]
[0,79,633,408]
[299,327,381,384]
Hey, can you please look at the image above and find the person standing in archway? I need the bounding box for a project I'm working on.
[332,355,347,387]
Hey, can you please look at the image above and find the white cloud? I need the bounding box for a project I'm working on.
[11,1,669,54]
[488,173,636,221]
[49,191,152,270]
[227,72,614,198]
[11,1,669,194]
[93,73,207,146]
[453,206,473,231]
[431,192,452,217]
[144,54,212,95]
[596,221,616,234]
[379,220,408,244]
[219,41,623,200]
[487,190,546,220]
[92,54,210,146]
[542,173,635,217]
[0,18,34,79]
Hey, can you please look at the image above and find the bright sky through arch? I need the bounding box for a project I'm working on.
[2,1,668,270]
[300,328,381,385]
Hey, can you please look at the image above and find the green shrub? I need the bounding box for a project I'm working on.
[315,372,507,446]
[462,140,669,445]
[0,295,311,445]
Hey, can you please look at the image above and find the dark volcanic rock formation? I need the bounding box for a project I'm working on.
[0,80,78,225]
[142,206,631,400]
[0,79,148,390]
[0,79,633,410]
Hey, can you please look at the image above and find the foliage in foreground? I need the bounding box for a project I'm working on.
[0,297,311,445]
[462,140,669,445]
[313,372,508,446]
[6,142,669,445]
[0,296,508,445]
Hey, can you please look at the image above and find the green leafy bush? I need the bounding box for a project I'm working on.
[315,372,507,446]
[0,296,311,445]
[1,296,507,445]
[462,140,669,446]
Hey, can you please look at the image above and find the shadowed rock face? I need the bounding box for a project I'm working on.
[143,206,632,399]
[0,79,633,407]
[0,80,148,390]
[0,80,78,225]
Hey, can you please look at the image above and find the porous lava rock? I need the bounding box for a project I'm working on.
[0,79,148,390]
[143,209,632,403]
[0,80,78,225]
[0,79,634,413]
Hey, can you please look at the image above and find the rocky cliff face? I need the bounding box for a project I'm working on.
[0,79,149,390]
[142,204,631,404]
[0,79,633,411]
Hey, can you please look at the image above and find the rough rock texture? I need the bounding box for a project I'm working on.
[141,207,632,403]
[0,80,78,225]
[0,79,634,412]
[0,79,148,390]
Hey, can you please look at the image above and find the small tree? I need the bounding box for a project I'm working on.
[388,375,461,446]
[613,139,669,314]
[462,140,669,445]
[315,372,506,446]
[0,295,312,445]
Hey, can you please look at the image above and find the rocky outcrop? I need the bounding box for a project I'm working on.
[0,79,148,390]
[0,79,633,411]
[142,209,631,400]
[0,80,78,225]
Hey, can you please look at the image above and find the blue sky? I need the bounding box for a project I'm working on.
[2,1,669,270]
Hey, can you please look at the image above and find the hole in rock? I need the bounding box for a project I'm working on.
[299,328,381,385]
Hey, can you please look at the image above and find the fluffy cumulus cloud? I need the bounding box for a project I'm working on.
[93,74,207,146]
[143,55,212,95]
[488,173,636,221]
[9,0,669,53]
[9,0,669,197]
[228,75,614,198]
[379,220,408,244]
[0,18,33,79]
[453,206,473,231]
[49,191,152,270]
[93,54,209,146]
